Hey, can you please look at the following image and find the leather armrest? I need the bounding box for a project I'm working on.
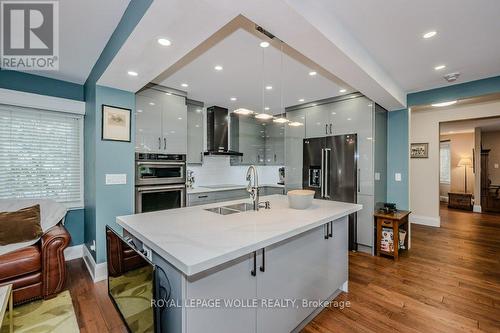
[40,224,71,299]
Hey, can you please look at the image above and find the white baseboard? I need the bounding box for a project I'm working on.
[341,280,348,292]
[410,214,440,227]
[357,244,372,255]
[82,244,107,283]
[64,244,83,261]
[473,205,482,213]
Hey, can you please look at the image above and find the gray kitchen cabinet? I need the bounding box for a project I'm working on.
[265,121,285,165]
[135,87,187,154]
[304,103,334,138]
[187,103,204,164]
[284,109,306,191]
[230,114,266,165]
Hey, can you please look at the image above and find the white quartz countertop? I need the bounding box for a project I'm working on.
[187,183,284,194]
[116,195,361,277]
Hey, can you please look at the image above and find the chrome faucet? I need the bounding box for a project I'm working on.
[246,165,260,210]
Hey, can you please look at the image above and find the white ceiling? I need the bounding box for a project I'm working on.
[440,117,500,135]
[155,28,349,114]
[10,0,130,84]
[322,0,500,93]
[98,0,406,110]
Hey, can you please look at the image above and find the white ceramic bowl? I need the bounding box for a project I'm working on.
[287,190,315,209]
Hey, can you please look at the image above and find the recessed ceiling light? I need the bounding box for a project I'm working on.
[423,31,437,39]
[181,83,188,88]
[214,65,223,71]
[260,41,270,48]
[264,107,270,111]
[331,112,336,115]
[137,109,143,113]
[265,85,273,90]
[234,108,254,115]
[298,98,305,102]
[434,65,446,71]
[149,102,155,106]
[431,100,457,107]
[289,122,303,127]
[255,113,273,120]
[157,38,171,46]
[339,89,347,93]
[230,97,237,101]
[165,92,172,96]
[347,118,352,121]
[273,117,288,123]
[127,71,138,76]
[308,71,317,76]
[177,117,182,120]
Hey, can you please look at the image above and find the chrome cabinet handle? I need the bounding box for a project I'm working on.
[164,138,167,150]
[329,221,333,238]
[325,124,328,134]
[324,148,331,198]
[357,169,361,192]
[320,149,325,198]
[329,123,332,134]
[158,137,161,150]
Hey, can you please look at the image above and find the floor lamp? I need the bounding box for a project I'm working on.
[458,158,472,193]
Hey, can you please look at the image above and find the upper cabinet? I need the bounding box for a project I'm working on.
[187,102,204,164]
[135,88,187,154]
[230,114,284,166]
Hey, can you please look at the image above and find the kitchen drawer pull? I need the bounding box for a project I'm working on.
[382,220,393,227]
[251,251,257,276]
[325,124,328,134]
[198,195,208,198]
[260,248,265,272]
[158,137,161,150]
[164,137,167,150]
[329,221,333,238]
[324,223,329,239]
[329,123,332,134]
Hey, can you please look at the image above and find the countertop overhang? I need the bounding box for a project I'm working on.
[116,195,362,276]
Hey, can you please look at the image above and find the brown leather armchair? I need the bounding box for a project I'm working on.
[0,224,71,305]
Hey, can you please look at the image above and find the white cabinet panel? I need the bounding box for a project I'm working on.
[357,194,374,248]
[185,254,256,333]
[327,216,349,290]
[136,94,163,153]
[161,93,187,154]
[187,105,204,164]
[285,110,306,191]
[256,226,329,333]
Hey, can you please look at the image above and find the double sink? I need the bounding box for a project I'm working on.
[205,203,254,215]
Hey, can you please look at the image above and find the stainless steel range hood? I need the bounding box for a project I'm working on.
[204,106,243,156]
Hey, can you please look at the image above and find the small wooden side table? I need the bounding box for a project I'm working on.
[374,210,411,260]
[0,284,13,333]
[448,192,473,211]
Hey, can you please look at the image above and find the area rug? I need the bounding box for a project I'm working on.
[1,290,79,333]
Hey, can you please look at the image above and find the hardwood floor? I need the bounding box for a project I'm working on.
[64,206,500,332]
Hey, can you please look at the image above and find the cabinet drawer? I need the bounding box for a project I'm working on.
[188,192,218,206]
[379,219,393,228]
[216,189,248,202]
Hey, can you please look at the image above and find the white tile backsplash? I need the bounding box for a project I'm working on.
[188,156,282,186]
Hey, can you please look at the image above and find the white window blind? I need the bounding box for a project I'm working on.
[0,104,83,208]
[440,141,451,184]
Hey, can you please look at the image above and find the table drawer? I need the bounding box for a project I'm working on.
[379,219,394,228]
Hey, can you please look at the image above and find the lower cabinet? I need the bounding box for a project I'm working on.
[187,187,284,206]
[183,217,348,333]
[357,194,374,250]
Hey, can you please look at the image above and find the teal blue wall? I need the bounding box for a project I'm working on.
[83,0,152,263]
[65,209,84,245]
[0,70,84,101]
[386,75,500,210]
[387,109,409,210]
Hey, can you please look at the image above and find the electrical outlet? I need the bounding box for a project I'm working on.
[495,163,499,169]
[395,173,402,182]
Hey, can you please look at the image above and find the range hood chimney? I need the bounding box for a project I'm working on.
[204,106,243,156]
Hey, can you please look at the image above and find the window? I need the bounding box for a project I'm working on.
[0,104,83,208]
[440,141,451,184]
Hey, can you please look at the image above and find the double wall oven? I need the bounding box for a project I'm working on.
[135,153,186,213]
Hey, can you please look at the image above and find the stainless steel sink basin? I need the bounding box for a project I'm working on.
[204,207,240,215]
[223,203,254,212]
[204,202,254,215]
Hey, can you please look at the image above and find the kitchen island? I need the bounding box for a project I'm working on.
[116,194,361,333]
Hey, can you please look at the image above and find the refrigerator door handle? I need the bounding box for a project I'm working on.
[324,148,331,198]
[320,149,325,198]
[357,168,361,193]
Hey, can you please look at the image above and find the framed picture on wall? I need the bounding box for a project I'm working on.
[410,143,429,158]
[101,105,131,142]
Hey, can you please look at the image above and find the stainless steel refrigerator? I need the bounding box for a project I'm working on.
[303,134,358,250]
